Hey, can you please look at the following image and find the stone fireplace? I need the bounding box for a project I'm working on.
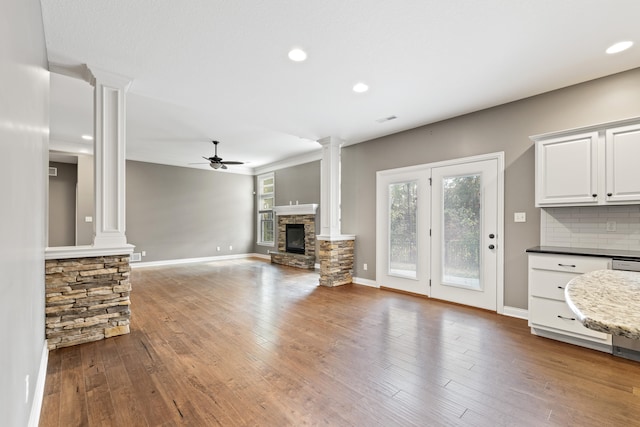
[270,204,318,269]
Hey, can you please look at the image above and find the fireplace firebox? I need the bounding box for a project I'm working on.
[286,224,305,254]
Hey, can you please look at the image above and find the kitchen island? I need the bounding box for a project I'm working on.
[565,269,640,339]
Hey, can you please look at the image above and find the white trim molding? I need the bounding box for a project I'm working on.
[352,276,379,288]
[28,341,49,427]
[273,203,318,216]
[502,306,528,320]
[253,149,322,175]
[45,244,135,260]
[131,253,266,268]
[316,234,356,241]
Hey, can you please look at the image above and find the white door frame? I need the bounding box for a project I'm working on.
[376,152,505,314]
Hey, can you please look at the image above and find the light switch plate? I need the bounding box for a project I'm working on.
[85,216,93,223]
[514,212,526,223]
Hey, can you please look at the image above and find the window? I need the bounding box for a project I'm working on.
[257,173,274,245]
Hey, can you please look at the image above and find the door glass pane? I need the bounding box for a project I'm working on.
[442,174,481,289]
[388,181,418,278]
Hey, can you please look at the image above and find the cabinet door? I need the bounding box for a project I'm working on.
[605,123,640,204]
[535,132,599,206]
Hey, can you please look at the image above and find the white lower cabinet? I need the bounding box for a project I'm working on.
[528,253,612,351]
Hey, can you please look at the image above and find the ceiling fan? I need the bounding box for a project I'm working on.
[200,140,244,170]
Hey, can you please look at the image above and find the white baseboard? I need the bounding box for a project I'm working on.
[352,276,379,288]
[502,306,528,320]
[28,340,48,427]
[131,253,266,268]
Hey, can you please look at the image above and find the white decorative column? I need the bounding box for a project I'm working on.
[318,136,342,237]
[316,137,355,287]
[89,68,132,248]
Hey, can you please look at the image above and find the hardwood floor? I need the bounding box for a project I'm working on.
[40,258,640,426]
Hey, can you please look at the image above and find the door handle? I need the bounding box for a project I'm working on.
[488,244,495,249]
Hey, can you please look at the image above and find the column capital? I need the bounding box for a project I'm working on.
[317,136,344,147]
[86,66,133,90]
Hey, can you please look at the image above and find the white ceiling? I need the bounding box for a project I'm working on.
[41,0,640,174]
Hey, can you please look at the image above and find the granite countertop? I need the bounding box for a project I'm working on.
[565,269,640,339]
[527,246,640,260]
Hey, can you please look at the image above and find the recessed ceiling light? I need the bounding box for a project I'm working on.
[81,134,93,141]
[288,48,307,62]
[353,82,369,93]
[606,41,633,54]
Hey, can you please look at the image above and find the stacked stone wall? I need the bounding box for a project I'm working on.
[318,239,354,287]
[45,255,131,349]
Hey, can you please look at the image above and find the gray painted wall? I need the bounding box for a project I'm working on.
[274,161,321,206]
[253,160,321,256]
[0,0,48,424]
[342,68,640,309]
[126,161,254,262]
[48,161,77,246]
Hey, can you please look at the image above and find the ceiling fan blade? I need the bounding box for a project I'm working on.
[188,162,210,165]
[202,156,211,161]
[221,161,244,165]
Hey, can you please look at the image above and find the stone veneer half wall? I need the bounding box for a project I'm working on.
[45,254,131,349]
[318,238,354,287]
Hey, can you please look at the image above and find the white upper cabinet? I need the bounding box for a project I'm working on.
[536,131,599,206]
[605,123,640,203]
[533,118,640,207]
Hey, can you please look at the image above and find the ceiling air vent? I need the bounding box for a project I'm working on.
[48,167,58,177]
[375,115,397,123]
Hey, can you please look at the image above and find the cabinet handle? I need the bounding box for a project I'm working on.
[558,263,576,268]
[607,193,613,197]
[557,315,575,321]
[592,194,597,198]
[557,286,564,290]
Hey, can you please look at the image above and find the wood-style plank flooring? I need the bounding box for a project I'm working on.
[40,258,640,426]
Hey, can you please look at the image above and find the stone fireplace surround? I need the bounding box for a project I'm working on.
[270,204,318,269]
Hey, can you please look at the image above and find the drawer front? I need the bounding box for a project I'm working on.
[529,269,581,300]
[529,297,609,340]
[529,254,610,273]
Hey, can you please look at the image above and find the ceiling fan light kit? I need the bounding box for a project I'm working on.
[202,140,244,170]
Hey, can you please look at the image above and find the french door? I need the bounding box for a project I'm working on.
[376,169,430,294]
[376,153,503,311]
[430,158,498,310]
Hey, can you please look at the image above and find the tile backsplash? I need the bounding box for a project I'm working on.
[541,205,640,250]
